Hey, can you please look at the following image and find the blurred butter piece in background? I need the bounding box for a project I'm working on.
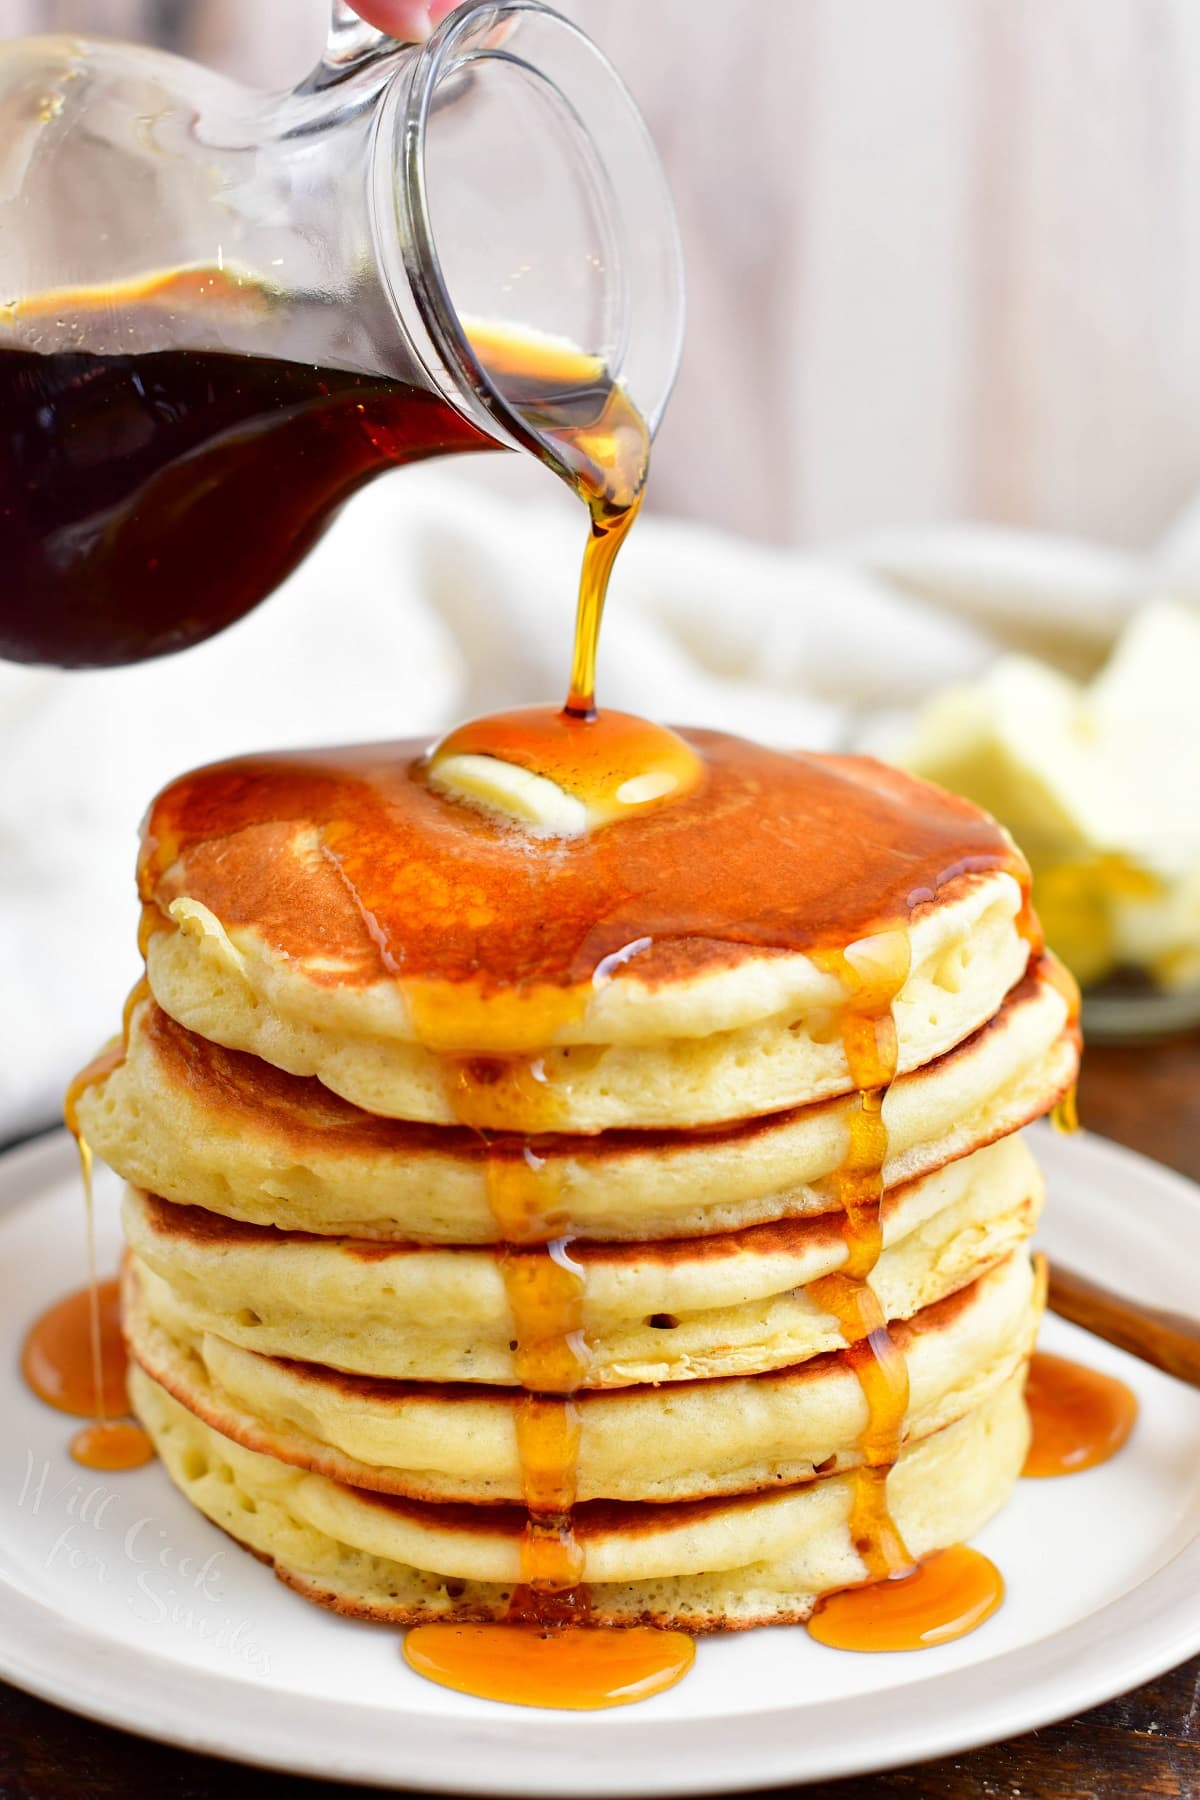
[905,604,1200,1003]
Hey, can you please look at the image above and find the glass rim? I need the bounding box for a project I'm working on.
[390,0,684,468]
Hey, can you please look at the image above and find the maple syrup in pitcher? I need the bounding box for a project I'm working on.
[0,0,684,671]
[0,274,649,671]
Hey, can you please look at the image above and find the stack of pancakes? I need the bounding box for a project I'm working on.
[77,730,1078,1629]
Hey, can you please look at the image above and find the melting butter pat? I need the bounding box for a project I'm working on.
[429,753,590,836]
[426,707,705,837]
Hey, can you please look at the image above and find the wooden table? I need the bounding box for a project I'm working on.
[2,1034,1198,1799]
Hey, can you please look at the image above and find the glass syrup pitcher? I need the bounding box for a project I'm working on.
[0,1,683,667]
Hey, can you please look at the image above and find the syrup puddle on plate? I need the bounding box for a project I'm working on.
[404,1621,696,1710]
[1022,1350,1138,1477]
[807,1545,1005,1653]
[21,1275,154,1471]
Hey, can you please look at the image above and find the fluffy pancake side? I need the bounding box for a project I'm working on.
[123,1246,1041,1503]
[129,1363,1031,1628]
[144,875,1030,1129]
[79,961,1076,1240]
[121,1133,1042,1385]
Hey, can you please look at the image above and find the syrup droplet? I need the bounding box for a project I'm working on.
[1022,1350,1137,1477]
[1050,1084,1079,1135]
[403,1622,695,1710]
[70,1418,155,1472]
[807,1546,1004,1652]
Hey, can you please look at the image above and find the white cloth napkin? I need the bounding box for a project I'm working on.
[0,463,1188,1141]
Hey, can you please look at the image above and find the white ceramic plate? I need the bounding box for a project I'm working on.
[1,1125,1198,1794]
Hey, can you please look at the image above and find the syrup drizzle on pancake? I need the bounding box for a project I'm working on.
[398,1074,697,1701]
[798,933,1017,1649]
[806,934,918,1592]
[797,914,1074,1646]
[492,1171,589,1598]
[400,1104,704,1697]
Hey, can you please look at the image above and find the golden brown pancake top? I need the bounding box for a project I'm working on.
[139,729,1029,994]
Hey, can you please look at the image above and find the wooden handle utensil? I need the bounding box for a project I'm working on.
[1047,1261,1200,1388]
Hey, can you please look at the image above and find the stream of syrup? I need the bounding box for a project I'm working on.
[404,1131,693,1705]
[807,933,916,1591]
[21,1002,156,1472]
[798,933,1014,1653]
[403,1023,698,1698]
[463,325,650,720]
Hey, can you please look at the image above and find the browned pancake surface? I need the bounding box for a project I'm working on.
[140,732,1029,993]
